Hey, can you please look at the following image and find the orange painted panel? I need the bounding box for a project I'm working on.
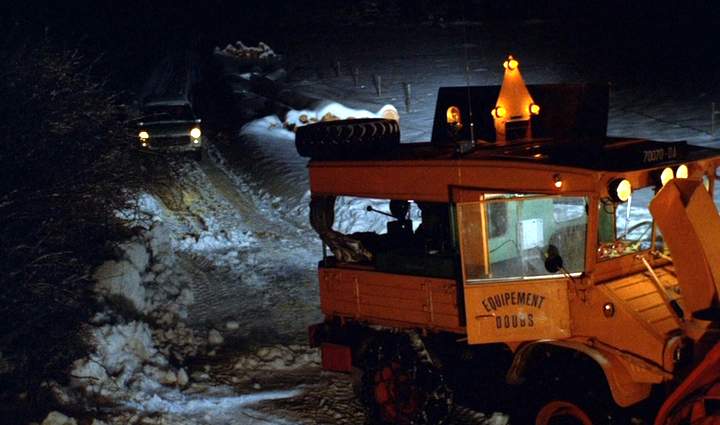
[360,283,426,301]
[318,267,462,332]
[309,161,596,202]
[653,317,679,336]
[642,304,675,324]
[433,313,462,329]
[359,294,425,311]
[431,301,460,316]
[463,279,571,344]
[362,304,430,324]
[628,293,666,312]
[322,299,357,316]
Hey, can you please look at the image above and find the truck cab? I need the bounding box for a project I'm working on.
[300,57,720,424]
[136,53,204,159]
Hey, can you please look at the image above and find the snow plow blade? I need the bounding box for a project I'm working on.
[649,179,720,317]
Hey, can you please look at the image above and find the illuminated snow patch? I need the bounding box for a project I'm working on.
[127,388,302,414]
[284,101,398,130]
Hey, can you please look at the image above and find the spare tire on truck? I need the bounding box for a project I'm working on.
[295,118,400,160]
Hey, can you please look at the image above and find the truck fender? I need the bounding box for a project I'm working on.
[507,340,652,407]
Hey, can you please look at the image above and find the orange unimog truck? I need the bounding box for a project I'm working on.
[295,57,720,425]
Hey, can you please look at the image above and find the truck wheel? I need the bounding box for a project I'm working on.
[294,118,400,160]
[361,334,452,425]
[534,400,596,425]
[524,390,619,425]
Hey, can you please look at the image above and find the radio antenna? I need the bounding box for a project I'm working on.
[462,19,476,146]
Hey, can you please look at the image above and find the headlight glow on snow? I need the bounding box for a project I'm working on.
[139,131,149,140]
[190,128,202,139]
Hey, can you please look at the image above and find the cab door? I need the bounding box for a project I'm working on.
[453,188,575,344]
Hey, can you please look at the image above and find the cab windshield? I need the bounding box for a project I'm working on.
[141,104,195,121]
[597,186,657,260]
[457,195,588,282]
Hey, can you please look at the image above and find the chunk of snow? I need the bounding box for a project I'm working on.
[177,368,189,387]
[378,104,400,122]
[41,412,77,425]
[234,345,320,371]
[71,322,173,401]
[93,260,146,313]
[208,329,224,346]
[119,240,150,272]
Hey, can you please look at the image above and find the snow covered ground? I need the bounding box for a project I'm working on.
[46,19,720,425]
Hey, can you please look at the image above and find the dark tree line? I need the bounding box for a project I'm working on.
[0,31,151,424]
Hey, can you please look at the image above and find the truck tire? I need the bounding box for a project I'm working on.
[516,384,619,425]
[361,334,453,425]
[533,399,603,425]
[295,118,400,160]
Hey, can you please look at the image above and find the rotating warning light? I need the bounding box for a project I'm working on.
[660,167,674,186]
[503,56,519,71]
[492,106,507,118]
[676,164,689,179]
[608,178,632,203]
[529,103,540,115]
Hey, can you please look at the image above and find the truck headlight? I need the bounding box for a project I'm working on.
[190,128,201,139]
[139,131,149,140]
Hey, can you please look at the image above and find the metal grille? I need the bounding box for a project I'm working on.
[151,136,190,147]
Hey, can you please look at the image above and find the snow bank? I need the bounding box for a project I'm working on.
[71,322,168,401]
[284,101,398,130]
[41,411,77,425]
[93,260,145,313]
[75,212,205,406]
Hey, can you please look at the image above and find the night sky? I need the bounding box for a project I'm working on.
[2,1,719,97]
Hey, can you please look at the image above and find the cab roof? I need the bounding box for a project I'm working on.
[329,136,720,173]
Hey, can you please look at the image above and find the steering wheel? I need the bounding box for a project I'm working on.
[618,220,653,242]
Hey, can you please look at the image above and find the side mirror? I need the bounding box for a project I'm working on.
[544,244,564,273]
